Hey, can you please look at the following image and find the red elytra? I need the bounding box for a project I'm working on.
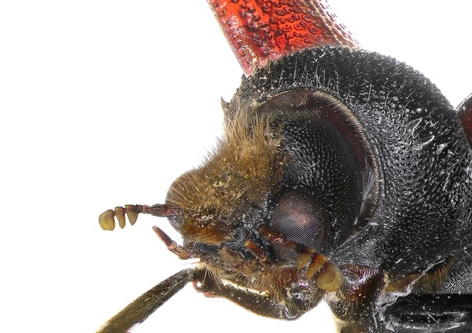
[207,0,358,74]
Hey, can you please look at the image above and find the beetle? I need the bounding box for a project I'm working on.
[98,0,472,332]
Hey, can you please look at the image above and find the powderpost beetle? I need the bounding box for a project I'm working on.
[98,0,472,332]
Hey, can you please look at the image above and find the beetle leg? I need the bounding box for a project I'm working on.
[97,269,194,333]
[192,266,322,320]
[326,264,385,331]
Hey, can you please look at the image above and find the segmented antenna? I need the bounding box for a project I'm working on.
[98,204,176,231]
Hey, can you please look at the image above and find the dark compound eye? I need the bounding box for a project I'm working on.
[271,190,329,250]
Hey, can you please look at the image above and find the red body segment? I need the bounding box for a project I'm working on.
[207,0,358,74]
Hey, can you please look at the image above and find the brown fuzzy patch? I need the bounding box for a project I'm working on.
[166,113,285,243]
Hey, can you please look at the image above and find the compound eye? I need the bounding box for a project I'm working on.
[271,190,328,249]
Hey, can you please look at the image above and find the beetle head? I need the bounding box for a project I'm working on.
[157,83,377,318]
[162,111,329,318]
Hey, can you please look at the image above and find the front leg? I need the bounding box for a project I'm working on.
[326,264,386,332]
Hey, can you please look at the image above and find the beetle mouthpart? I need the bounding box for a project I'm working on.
[296,251,344,292]
[257,224,344,291]
[244,240,268,261]
[152,226,193,260]
[306,253,327,279]
[296,252,313,270]
[98,204,177,230]
[316,262,344,292]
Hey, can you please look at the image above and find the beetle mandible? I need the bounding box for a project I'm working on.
[98,0,472,332]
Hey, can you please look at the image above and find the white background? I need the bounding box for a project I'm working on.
[2,1,472,332]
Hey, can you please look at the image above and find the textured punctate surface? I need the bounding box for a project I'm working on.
[207,0,357,73]
[232,46,472,281]
[458,93,472,149]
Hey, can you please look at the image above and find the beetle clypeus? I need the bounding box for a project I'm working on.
[98,1,472,332]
